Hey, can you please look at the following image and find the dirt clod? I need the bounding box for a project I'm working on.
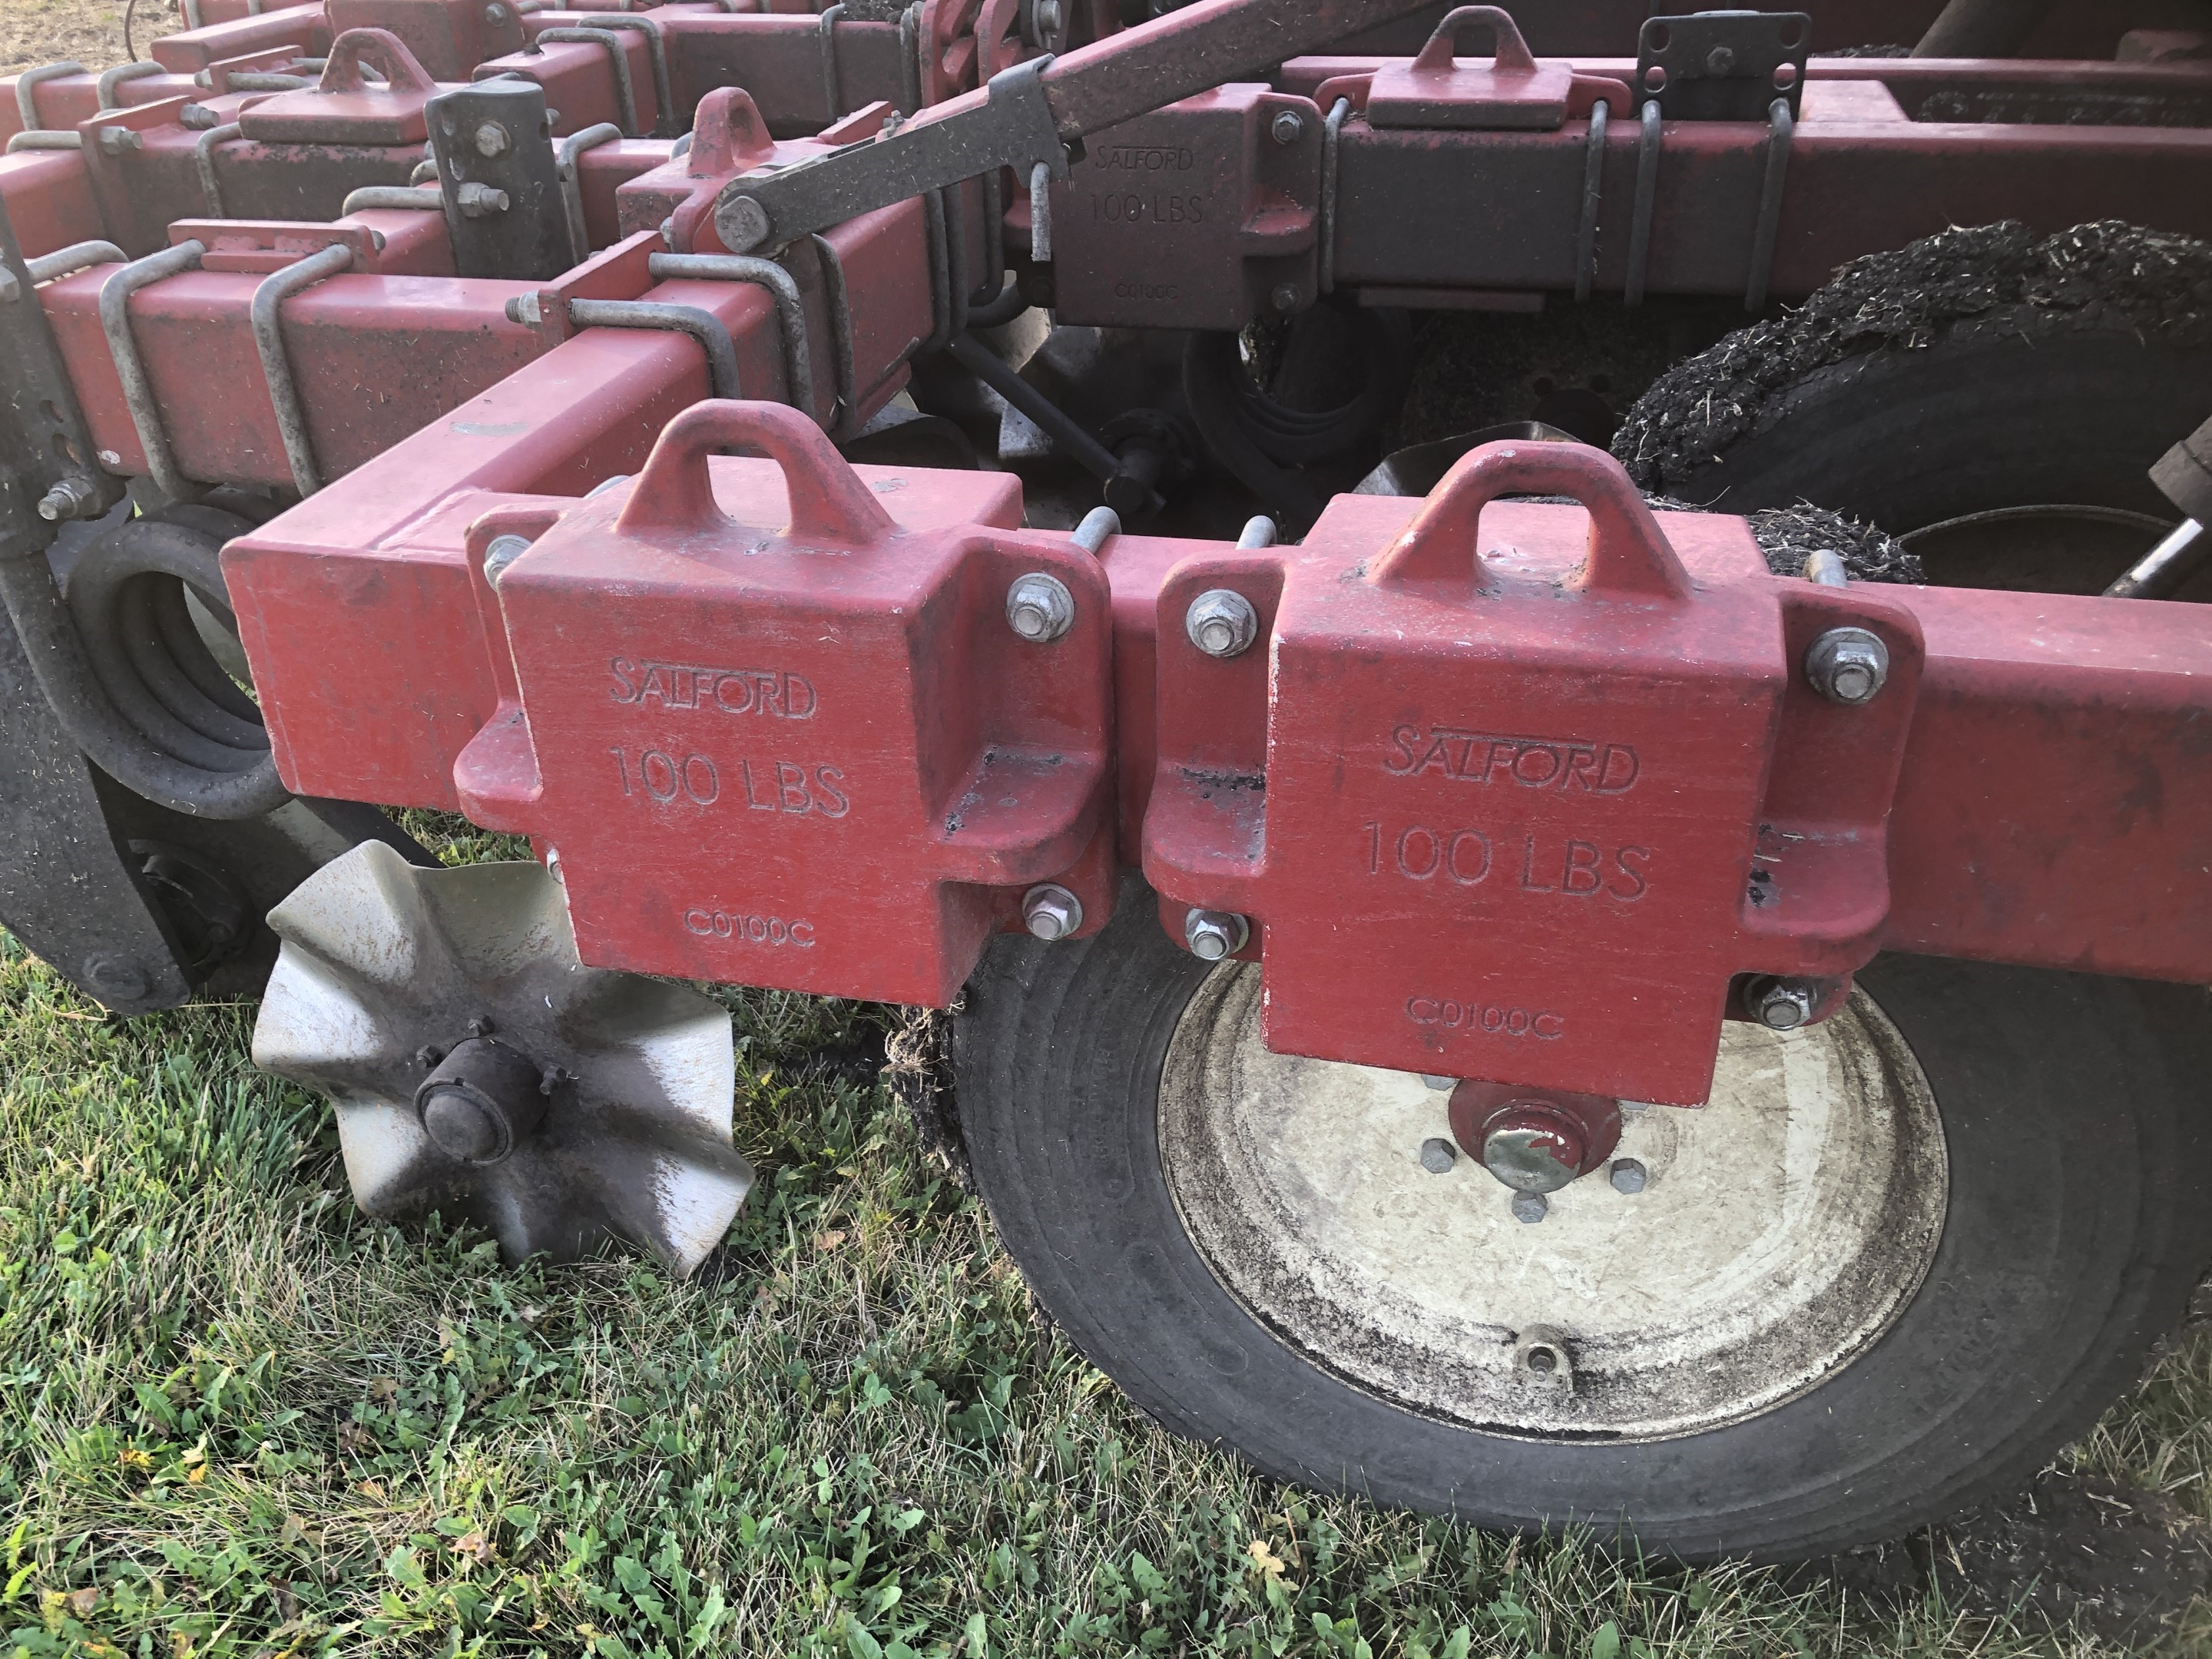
[1612,220,2212,492]
[1932,1470,2212,1642]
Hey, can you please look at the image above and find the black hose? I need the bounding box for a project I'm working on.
[0,518,290,819]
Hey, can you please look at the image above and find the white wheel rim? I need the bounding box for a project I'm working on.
[1160,965,1949,1441]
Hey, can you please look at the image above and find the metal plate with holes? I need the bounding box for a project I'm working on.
[1635,12,1810,122]
[1160,965,1947,1440]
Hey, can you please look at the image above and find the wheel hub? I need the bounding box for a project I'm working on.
[1449,1081,1621,1194]
[1161,964,1948,1440]
[251,842,753,1277]
[413,1035,548,1164]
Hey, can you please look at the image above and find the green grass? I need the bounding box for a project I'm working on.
[1,828,2207,1656]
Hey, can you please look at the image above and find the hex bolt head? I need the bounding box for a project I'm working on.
[1803,626,1889,706]
[721,194,773,254]
[1021,882,1083,941]
[474,121,512,157]
[1005,571,1076,643]
[1270,108,1306,145]
[1184,588,1259,659]
[1270,282,1301,313]
[1512,1191,1548,1224]
[1750,975,1817,1031]
[484,1,509,19]
[1183,909,1250,961]
[1609,1157,1647,1194]
[1419,1137,1459,1174]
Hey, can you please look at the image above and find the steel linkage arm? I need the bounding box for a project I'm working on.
[710,0,1439,253]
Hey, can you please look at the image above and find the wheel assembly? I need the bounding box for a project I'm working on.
[251,842,752,1276]
[1611,221,2212,597]
[955,889,2212,1558]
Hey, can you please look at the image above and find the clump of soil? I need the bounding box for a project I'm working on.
[1800,1470,2212,1644]
[1612,220,2212,492]
[1743,502,1923,583]
[1932,1470,2212,1643]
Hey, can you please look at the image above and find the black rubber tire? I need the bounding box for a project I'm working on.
[1626,314,2212,531]
[954,883,2212,1560]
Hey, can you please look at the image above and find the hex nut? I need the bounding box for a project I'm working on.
[482,533,535,587]
[1419,1137,1458,1174]
[485,2,510,19]
[1751,976,1817,1031]
[1804,626,1889,706]
[1006,571,1076,642]
[1184,588,1259,659]
[1183,909,1250,961]
[1271,108,1306,145]
[474,121,512,157]
[1021,882,1083,941]
[1271,282,1301,313]
[1609,1157,1647,1194]
[1511,1191,1548,1224]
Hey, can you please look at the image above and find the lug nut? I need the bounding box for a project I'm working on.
[1420,1074,1455,1091]
[1184,588,1258,659]
[1021,882,1083,941]
[1271,108,1306,145]
[1419,1137,1458,1174]
[1005,571,1076,642]
[1512,1191,1548,1224]
[1749,975,1818,1030]
[1804,626,1889,706]
[1183,908,1249,961]
[1609,1157,1647,1194]
[474,121,512,157]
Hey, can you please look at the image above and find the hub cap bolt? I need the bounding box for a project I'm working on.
[1271,108,1305,145]
[1021,882,1083,940]
[1804,626,1889,706]
[474,121,512,157]
[1609,1157,1647,1194]
[1419,1137,1458,1174]
[1183,909,1249,960]
[1750,975,1817,1031]
[1184,588,1259,658]
[1005,571,1075,642]
[1512,1191,1548,1224]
